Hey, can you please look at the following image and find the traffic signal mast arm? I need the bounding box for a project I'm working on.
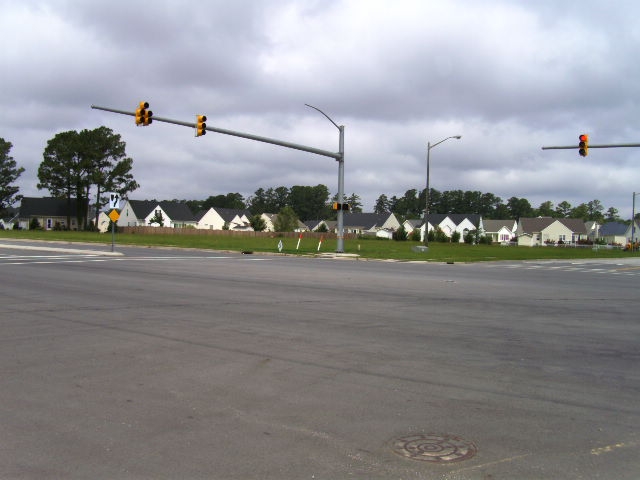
[90,105,341,161]
[542,143,640,150]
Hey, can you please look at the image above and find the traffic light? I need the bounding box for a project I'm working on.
[579,134,589,156]
[196,115,207,137]
[135,101,152,126]
[332,202,350,211]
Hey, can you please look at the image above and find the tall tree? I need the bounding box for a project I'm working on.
[38,130,82,228]
[506,196,534,219]
[82,127,139,228]
[38,128,138,229]
[345,193,363,213]
[605,207,620,222]
[289,184,330,220]
[536,201,555,217]
[555,201,572,218]
[0,138,25,212]
[203,193,245,210]
[374,194,391,214]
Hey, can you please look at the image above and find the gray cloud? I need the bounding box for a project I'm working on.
[2,0,639,218]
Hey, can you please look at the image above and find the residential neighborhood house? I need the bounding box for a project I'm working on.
[516,217,588,246]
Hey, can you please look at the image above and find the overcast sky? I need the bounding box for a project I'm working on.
[3,0,640,217]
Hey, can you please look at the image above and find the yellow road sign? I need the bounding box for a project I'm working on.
[108,209,120,223]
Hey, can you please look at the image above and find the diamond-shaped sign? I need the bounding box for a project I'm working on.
[108,209,120,223]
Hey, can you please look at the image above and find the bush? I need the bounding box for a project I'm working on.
[393,225,408,241]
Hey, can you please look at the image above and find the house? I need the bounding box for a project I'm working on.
[483,219,517,243]
[118,200,197,228]
[402,219,422,236]
[196,207,253,230]
[419,214,457,242]
[598,221,640,245]
[304,219,329,232]
[449,214,480,241]
[0,207,19,230]
[516,217,588,246]
[339,212,401,236]
[584,221,601,242]
[260,213,309,232]
[17,197,88,230]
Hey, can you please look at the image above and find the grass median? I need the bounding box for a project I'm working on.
[2,229,638,262]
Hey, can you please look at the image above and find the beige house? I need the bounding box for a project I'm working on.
[516,217,587,246]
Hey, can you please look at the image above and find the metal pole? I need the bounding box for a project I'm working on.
[633,192,637,251]
[421,136,461,248]
[424,142,431,247]
[91,105,341,160]
[336,125,345,253]
[542,143,640,150]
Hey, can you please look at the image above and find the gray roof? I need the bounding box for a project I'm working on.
[18,197,88,217]
[212,207,252,223]
[482,219,516,232]
[128,200,196,222]
[342,212,391,229]
[518,217,587,235]
[599,222,629,236]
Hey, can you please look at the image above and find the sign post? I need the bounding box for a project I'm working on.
[107,193,121,252]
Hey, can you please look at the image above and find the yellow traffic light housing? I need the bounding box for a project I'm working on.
[135,101,152,126]
[332,202,349,211]
[196,115,207,137]
[579,134,589,156]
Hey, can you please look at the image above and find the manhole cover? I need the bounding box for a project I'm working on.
[391,433,477,463]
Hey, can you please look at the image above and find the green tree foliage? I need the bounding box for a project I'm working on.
[506,196,534,219]
[374,194,391,214]
[605,207,621,222]
[273,206,299,232]
[289,185,330,220]
[38,127,139,229]
[536,201,556,217]
[0,138,25,212]
[392,225,408,241]
[148,210,165,226]
[555,201,572,218]
[250,214,267,232]
[202,193,245,210]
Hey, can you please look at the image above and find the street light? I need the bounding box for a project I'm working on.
[423,135,462,247]
[632,192,639,251]
[305,104,346,253]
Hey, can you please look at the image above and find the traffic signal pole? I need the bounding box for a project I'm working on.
[91,104,347,252]
[542,143,640,150]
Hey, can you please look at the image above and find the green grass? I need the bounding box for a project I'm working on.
[2,229,638,262]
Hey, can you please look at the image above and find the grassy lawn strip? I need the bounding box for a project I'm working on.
[2,230,637,262]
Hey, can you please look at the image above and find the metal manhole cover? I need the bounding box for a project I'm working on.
[391,433,477,463]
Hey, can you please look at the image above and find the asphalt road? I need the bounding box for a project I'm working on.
[1,241,639,479]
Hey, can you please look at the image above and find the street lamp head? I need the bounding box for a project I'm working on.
[453,135,462,139]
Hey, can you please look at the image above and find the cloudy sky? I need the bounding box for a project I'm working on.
[3,0,640,217]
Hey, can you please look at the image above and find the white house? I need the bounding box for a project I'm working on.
[118,200,197,228]
[196,207,253,230]
[483,219,517,243]
[340,212,401,236]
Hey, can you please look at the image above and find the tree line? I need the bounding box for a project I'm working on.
[170,187,624,224]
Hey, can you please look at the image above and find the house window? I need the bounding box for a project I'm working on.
[559,234,566,242]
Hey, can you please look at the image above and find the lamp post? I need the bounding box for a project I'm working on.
[632,192,639,251]
[305,104,345,253]
[423,135,462,247]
